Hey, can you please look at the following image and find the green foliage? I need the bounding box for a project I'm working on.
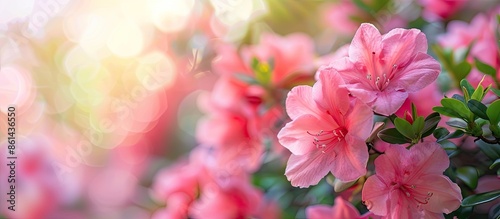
[456,166,478,189]
[461,190,500,207]
[475,58,497,76]
[378,128,411,144]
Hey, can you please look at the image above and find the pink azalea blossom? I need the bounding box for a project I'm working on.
[418,0,467,21]
[278,71,374,187]
[362,142,462,218]
[322,1,365,36]
[307,196,380,219]
[189,177,278,219]
[329,23,440,116]
[438,8,500,88]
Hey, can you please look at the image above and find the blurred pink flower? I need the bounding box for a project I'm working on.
[196,96,264,173]
[306,197,380,219]
[362,142,462,218]
[438,8,499,88]
[213,32,314,83]
[278,71,373,187]
[189,177,277,219]
[322,1,365,36]
[329,23,440,116]
[418,0,467,21]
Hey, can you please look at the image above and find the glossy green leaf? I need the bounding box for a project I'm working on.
[441,98,471,120]
[477,140,500,159]
[412,116,425,136]
[490,158,500,170]
[446,118,468,129]
[487,100,500,124]
[439,139,457,151]
[447,130,465,139]
[475,58,497,76]
[452,94,465,103]
[470,85,484,101]
[467,99,489,120]
[461,190,500,207]
[491,87,500,97]
[411,103,418,119]
[422,113,441,137]
[433,127,450,142]
[453,61,472,83]
[394,117,415,139]
[460,79,475,99]
[456,166,478,189]
[378,128,411,144]
[433,106,462,118]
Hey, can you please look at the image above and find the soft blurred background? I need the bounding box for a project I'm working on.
[0,0,499,218]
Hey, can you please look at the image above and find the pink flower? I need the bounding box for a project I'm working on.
[362,142,462,218]
[329,23,440,116]
[418,0,467,21]
[278,71,373,187]
[189,177,271,219]
[306,197,380,219]
[322,1,365,36]
[438,8,500,88]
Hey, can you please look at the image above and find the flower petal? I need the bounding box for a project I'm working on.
[285,149,335,188]
[345,98,373,139]
[381,28,428,68]
[362,175,389,216]
[313,69,350,115]
[278,114,329,155]
[408,142,450,179]
[349,23,382,65]
[330,135,368,181]
[306,205,332,219]
[416,174,462,214]
[371,89,408,116]
[285,85,322,120]
[391,52,441,93]
[331,197,362,218]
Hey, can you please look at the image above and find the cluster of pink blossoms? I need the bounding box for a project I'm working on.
[279,23,463,218]
[151,33,318,218]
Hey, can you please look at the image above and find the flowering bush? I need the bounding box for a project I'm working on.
[1,0,500,219]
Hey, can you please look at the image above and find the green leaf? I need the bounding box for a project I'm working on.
[433,106,462,118]
[441,98,472,120]
[491,87,500,97]
[453,61,472,82]
[490,158,500,170]
[447,130,465,139]
[439,139,457,151]
[378,128,411,144]
[474,58,497,76]
[446,118,468,129]
[433,127,450,142]
[470,85,484,101]
[452,94,465,103]
[422,113,441,137]
[460,79,475,99]
[487,100,500,124]
[467,99,489,120]
[456,166,478,189]
[477,140,500,159]
[394,117,415,139]
[412,116,425,136]
[411,103,418,119]
[461,190,500,207]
